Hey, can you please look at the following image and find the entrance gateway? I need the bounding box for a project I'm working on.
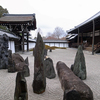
[0,13,37,52]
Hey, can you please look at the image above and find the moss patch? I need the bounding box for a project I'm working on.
[29,45,66,51]
[45,45,66,50]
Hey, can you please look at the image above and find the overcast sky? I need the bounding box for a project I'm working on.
[0,0,100,38]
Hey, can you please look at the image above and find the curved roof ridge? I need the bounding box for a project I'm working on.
[3,13,35,17]
[76,11,100,28]
[68,11,100,33]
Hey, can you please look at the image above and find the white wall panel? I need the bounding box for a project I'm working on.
[8,41,15,53]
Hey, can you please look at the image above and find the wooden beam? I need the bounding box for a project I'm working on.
[77,28,79,46]
[81,33,83,44]
[92,20,95,55]
[22,31,24,52]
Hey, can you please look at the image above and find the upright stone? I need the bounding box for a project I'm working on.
[32,33,46,94]
[24,57,30,77]
[12,53,30,77]
[71,45,87,80]
[14,72,28,100]
[44,49,48,56]
[12,53,27,72]
[33,48,35,56]
[0,34,9,69]
[44,57,56,79]
[8,50,16,72]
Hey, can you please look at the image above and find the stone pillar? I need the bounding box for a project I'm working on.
[8,50,16,72]
[71,45,87,80]
[24,57,30,77]
[44,57,56,79]
[0,34,9,69]
[32,33,46,94]
[14,72,28,100]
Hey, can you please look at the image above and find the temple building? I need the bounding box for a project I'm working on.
[0,13,36,52]
[67,11,100,54]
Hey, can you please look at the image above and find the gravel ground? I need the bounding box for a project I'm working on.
[0,48,100,100]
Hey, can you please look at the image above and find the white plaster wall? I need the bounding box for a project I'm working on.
[45,43,49,46]
[8,41,15,53]
[60,43,63,47]
[24,42,36,51]
[49,43,54,47]
[55,43,60,47]
[66,43,68,47]
[45,43,68,47]
[21,42,68,51]
[8,41,68,53]
[29,42,36,49]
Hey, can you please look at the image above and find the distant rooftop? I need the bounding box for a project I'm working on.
[43,39,67,43]
[66,34,78,40]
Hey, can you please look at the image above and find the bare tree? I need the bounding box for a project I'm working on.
[46,32,52,38]
[53,27,66,39]
[46,27,66,40]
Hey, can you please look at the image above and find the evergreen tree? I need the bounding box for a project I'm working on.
[0,5,9,30]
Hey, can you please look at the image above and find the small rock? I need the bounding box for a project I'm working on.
[44,57,56,79]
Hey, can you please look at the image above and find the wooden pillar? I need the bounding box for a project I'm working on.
[27,32,29,52]
[92,20,95,55]
[77,28,80,46]
[81,33,83,44]
[22,31,24,52]
[99,30,100,35]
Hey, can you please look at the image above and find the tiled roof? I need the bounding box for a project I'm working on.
[0,13,35,22]
[43,39,67,43]
[68,11,100,33]
[0,13,36,31]
[76,11,100,28]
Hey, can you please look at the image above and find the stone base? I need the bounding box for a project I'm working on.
[32,80,46,94]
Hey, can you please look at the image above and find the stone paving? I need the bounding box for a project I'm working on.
[0,48,100,100]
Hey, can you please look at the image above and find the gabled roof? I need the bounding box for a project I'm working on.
[0,13,35,22]
[0,13,36,31]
